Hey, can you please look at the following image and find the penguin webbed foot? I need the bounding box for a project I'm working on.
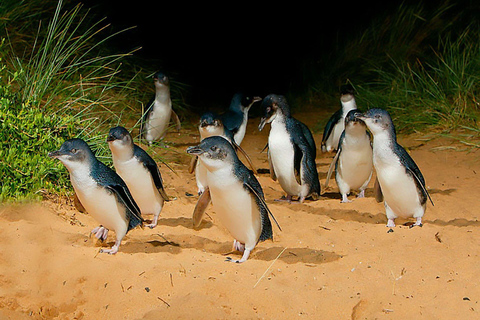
[99,240,121,255]
[145,215,160,229]
[274,195,293,203]
[91,226,109,242]
[225,248,251,264]
[357,190,365,198]
[341,194,352,203]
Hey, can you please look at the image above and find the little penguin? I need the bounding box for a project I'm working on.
[258,94,321,202]
[49,138,143,254]
[140,72,181,144]
[357,108,434,228]
[321,84,358,152]
[219,93,262,145]
[107,126,169,228]
[190,111,257,194]
[325,109,373,203]
[186,136,280,263]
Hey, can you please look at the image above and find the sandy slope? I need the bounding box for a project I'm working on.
[1,108,479,319]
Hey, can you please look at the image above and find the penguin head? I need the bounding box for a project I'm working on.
[198,112,225,140]
[199,112,223,129]
[340,84,355,103]
[187,136,236,170]
[153,72,169,88]
[48,138,94,171]
[357,108,395,137]
[258,94,290,131]
[230,93,262,112]
[107,126,134,155]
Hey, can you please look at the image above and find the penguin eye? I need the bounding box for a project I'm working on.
[210,146,217,152]
[71,148,77,154]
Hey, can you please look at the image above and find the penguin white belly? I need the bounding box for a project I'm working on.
[375,157,422,218]
[326,122,344,151]
[146,100,172,141]
[70,171,128,233]
[114,158,163,214]
[268,123,303,196]
[206,168,261,248]
[337,143,373,191]
[234,118,248,145]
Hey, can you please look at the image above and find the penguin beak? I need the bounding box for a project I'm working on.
[106,134,115,142]
[355,114,368,121]
[186,146,205,156]
[258,118,267,131]
[48,150,63,158]
[253,96,262,103]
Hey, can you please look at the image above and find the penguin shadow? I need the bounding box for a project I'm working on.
[428,188,456,196]
[154,217,214,230]
[121,233,340,264]
[283,201,387,225]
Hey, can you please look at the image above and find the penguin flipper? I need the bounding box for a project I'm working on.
[106,184,143,231]
[293,144,303,186]
[325,149,341,189]
[193,187,211,228]
[267,148,276,181]
[374,177,383,202]
[232,141,257,175]
[140,97,154,139]
[171,109,181,131]
[135,146,169,201]
[407,168,434,206]
[188,156,198,174]
[242,174,281,233]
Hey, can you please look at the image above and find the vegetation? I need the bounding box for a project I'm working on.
[0,0,186,201]
[308,1,479,134]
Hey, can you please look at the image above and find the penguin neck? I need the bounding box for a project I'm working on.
[155,85,170,103]
[341,98,357,115]
[110,145,134,162]
[372,130,396,154]
[271,110,287,128]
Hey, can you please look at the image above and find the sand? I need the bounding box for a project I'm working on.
[1,107,479,319]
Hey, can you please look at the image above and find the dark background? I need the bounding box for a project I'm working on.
[81,1,436,109]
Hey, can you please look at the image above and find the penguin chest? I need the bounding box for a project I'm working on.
[70,171,128,232]
[234,118,248,145]
[207,169,262,247]
[268,123,302,195]
[374,149,422,217]
[114,158,163,214]
[146,100,172,140]
[337,138,373,190]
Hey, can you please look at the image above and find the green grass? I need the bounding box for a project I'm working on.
[0,0,187,202]
[306,1,479,134]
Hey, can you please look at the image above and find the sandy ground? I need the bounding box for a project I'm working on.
[1,106,479,320]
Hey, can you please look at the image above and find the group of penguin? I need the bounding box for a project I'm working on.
[48,72,434,263]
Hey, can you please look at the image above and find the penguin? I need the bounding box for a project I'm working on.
[321,84,357,152]
[140,72,181,144]
[258,94,321,203]
[186,136,280,263]
[107,126,169,228]
[219,93,262,145]
[48,138,143,254]
[325,109,373,203]
[189,111,257,194]
[356,108,434,228]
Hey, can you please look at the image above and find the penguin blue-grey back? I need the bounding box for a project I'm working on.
[108,126,169,229]
[186,136,279,263]
[259,94,321,203]
[219,93,261,145]
[49,138,143,254]
[357,108,433,229]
